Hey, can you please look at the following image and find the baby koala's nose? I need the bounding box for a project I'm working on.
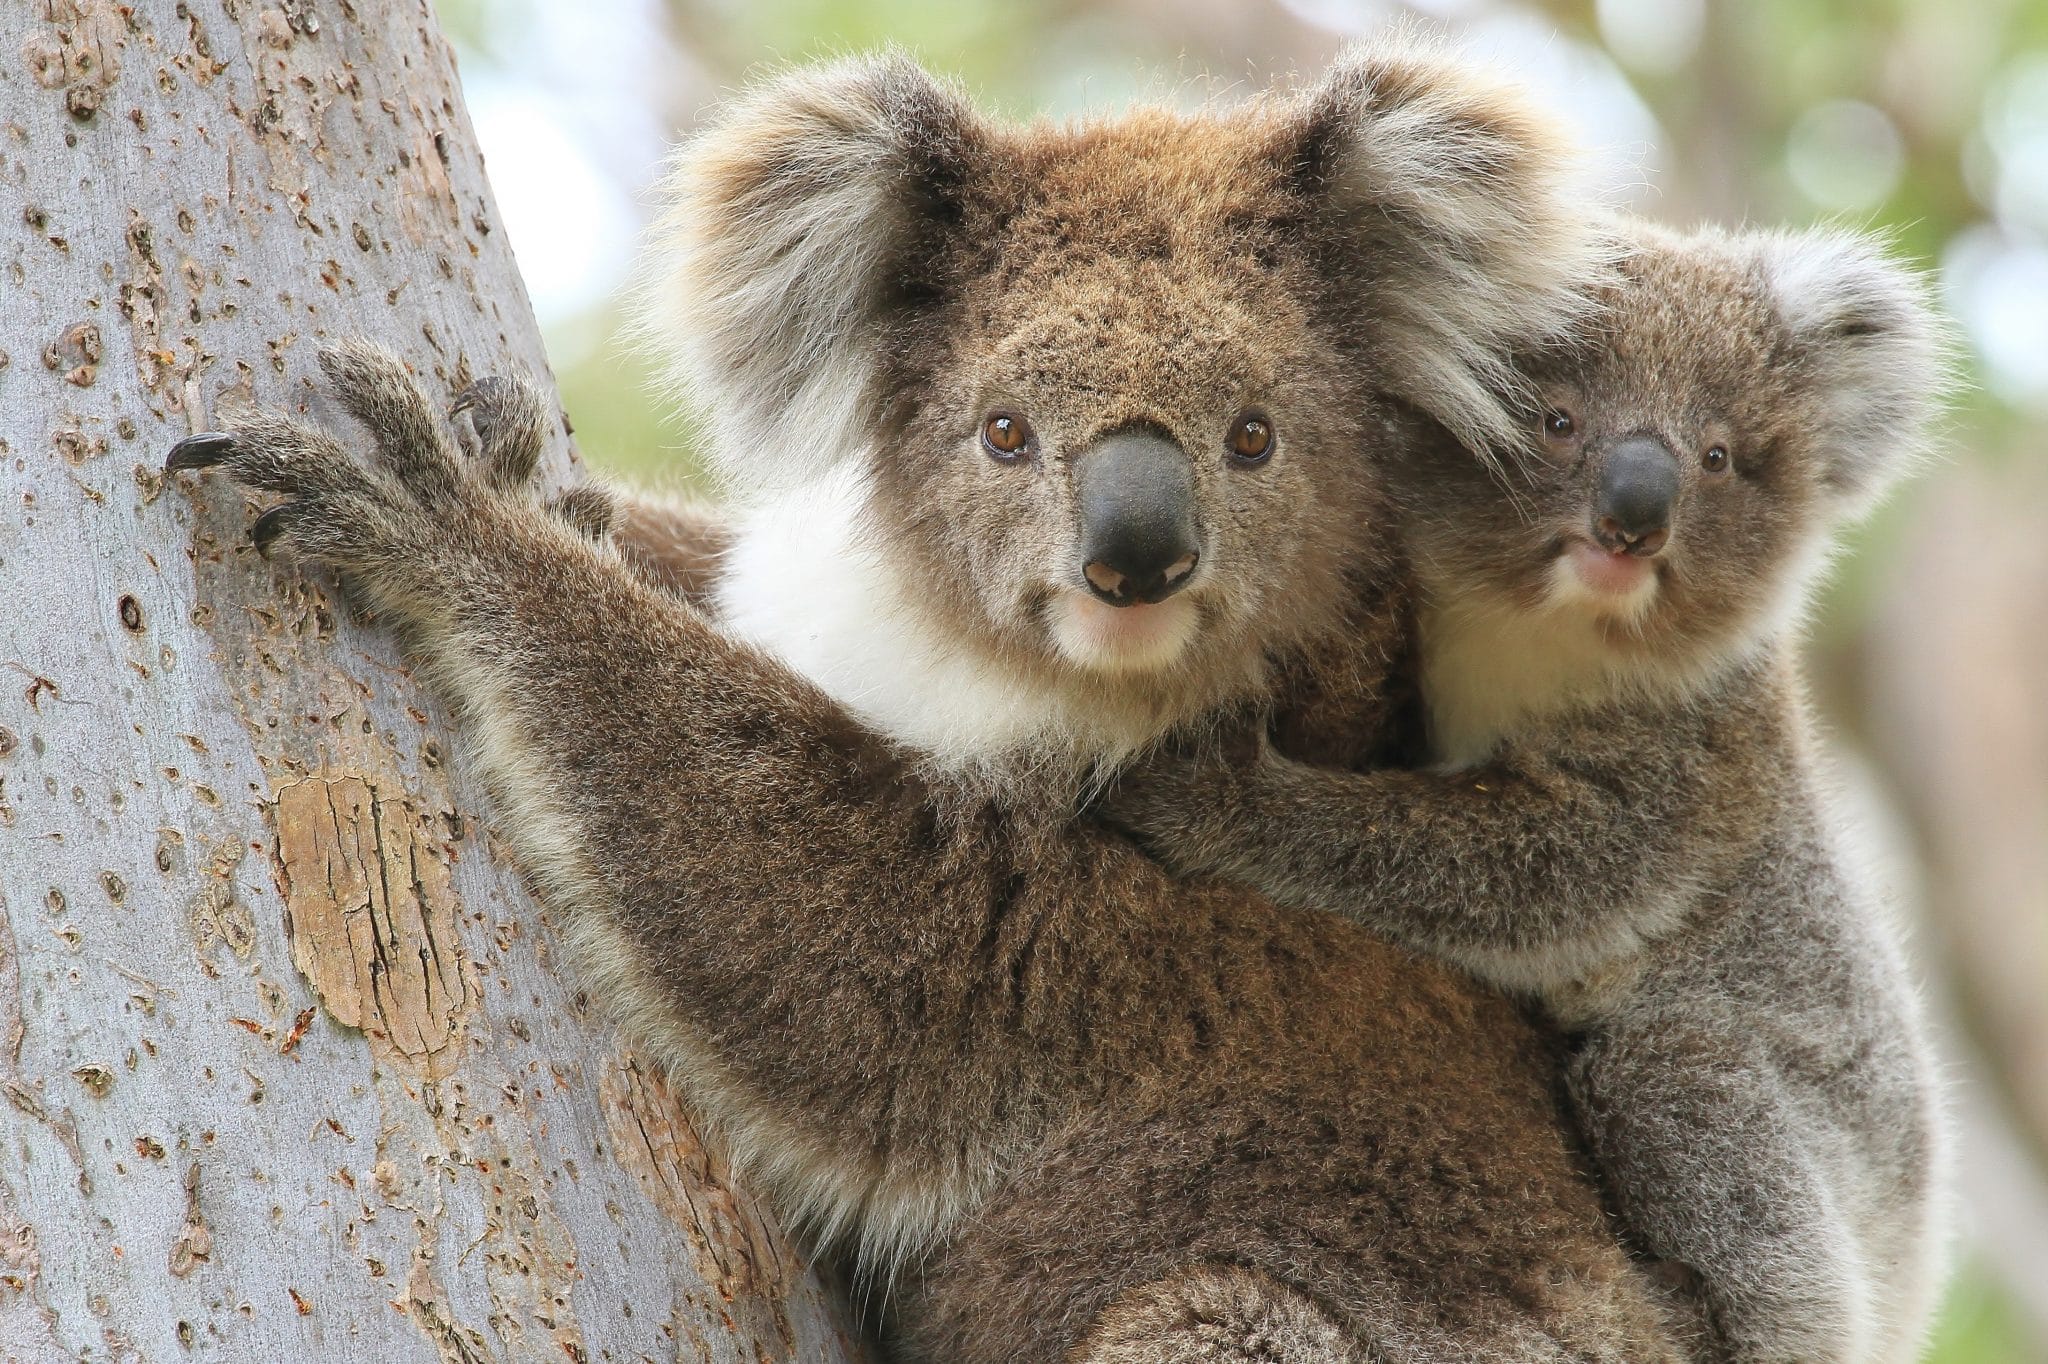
[1594,435,1679,557]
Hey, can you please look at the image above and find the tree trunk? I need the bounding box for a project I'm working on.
[0,3,863,1360]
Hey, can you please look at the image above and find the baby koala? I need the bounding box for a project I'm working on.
[1109,220,1950,1363]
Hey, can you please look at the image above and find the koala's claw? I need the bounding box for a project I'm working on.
[248,503,296,555]
[451,373,549,491]
[163,341,598,580]
[165,432,238,473]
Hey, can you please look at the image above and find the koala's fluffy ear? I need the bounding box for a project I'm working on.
[1281,35,1615,459]
[1758,228,1949,518]
[637,53,982,497]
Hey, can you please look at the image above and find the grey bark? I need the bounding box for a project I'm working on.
[0,3,862,1361]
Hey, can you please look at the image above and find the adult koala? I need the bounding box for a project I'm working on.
[165,40,1695,1363]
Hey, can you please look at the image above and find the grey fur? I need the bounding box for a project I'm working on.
[1109,220,1952,1363]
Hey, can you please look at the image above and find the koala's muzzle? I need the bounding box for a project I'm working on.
[1074,429,1201,607]
[1594,435,1680,556]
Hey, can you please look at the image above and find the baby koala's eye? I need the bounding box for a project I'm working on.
[1702,445,1731,475]
[1227,411,1274,466]
[1541,407,1577,440]
[982,413,1034,462]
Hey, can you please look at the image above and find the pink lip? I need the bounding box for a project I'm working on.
[1048,588,1203,673]
[1069,595,1186,650]
[1566,540,1655,596]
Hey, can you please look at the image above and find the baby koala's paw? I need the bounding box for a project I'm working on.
[1097,715,1270,869]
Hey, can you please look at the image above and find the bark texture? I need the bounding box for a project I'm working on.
[0,3,863,1360]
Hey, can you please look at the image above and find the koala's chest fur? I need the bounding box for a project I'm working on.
[1416,589,1690,767]
[717,466,1054,760]
[712,463,1167,788]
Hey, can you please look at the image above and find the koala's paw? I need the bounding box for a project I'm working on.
[167,340,490,569]
[1097,723,1268,868]
[165,341,613,573]
[452,373,550,491]
[452,371,613,540]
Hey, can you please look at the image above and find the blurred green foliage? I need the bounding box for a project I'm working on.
[552,314,696,490]
[1929,1263,2038,1363]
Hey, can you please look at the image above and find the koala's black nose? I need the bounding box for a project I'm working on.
[1594,435,1680,556]
[1074,428,1201,607]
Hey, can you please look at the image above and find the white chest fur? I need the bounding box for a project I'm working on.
[1417,591,1640,767]
[1418,520,1834,768]
[712,463,1087,778]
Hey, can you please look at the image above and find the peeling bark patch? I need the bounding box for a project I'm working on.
[168,1163,211,1277]
[42,321,101,386]
[601,1053,801,1353]
[274,776,470,1072]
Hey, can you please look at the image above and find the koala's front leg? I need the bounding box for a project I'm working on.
[1570,1021,1876,1364]
[164,343,1180,1258]
[1105,690,1776,996]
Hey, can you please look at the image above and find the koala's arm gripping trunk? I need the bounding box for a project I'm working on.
[435,518,1343,1252]
[1108,670,1786,995]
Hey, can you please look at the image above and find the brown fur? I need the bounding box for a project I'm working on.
[1073,1267,1373,1363]
[165,41,1692,1364]
[612,494,731,609]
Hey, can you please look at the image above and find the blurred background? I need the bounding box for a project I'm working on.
[435,0,2048,1357]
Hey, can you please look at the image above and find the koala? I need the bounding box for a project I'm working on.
[1108,220,1952,1363]
[163,44,1703,1363]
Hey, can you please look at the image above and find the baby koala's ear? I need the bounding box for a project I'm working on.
[1758,228,1951,518]
[1279,32,1619,460]
[637,52,985,497]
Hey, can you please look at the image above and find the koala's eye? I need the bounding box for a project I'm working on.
[1228,411,1274,466]
[1702,445,1730,475]
[982,413,1034,462]
[1541,408,1577,440]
